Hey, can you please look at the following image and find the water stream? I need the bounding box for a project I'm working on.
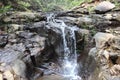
[47,13,81,80]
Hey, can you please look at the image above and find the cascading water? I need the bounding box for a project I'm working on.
[47,13,81,80]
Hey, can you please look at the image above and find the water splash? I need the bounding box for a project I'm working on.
[47,13,81,80]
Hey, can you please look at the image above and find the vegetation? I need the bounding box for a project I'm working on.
[0,0,93,12]
[0,5,11,13]
[0,0,120,13]
[34,0,93,11]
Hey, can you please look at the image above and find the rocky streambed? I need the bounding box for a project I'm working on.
[0,1,120,80]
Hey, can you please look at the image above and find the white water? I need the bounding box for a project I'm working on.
[47,13,81,80]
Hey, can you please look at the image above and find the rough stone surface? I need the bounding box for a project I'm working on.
[1,1,120,79]
[0,34,8,48]
[37,75,68,80]
[8,24,24,33]
[75,17,94,26]
[0,49,21,63]
[93,32,115,49]
[3,70,14,80]
[95,1,115,13]
[11,59,26,78]
[0,73,3,80]
[89,32,120,80]
[3,12,46,23]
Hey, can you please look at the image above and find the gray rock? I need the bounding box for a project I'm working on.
[3,12,46,23]
[37,75,80,80]
[113,13,120,21]
[18,31,35,39]
[93,32,115,49]
[5,43,26,53]
[8,24,24,33]
[11,59,26,78]
[95,1,115,14]
[0,49,21,63]
[111,37,120,50]
[0,34,8,48]
[89,48,97,58]
[25,21,47,36]
[75,17,94,26]
[57,17,77,25]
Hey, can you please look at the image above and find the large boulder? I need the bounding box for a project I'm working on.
[0,28,47,80]
[11,59,27,79]
[95,1,115,14]
[88,32,120,80]
[2,12,46,23]
[93,32,115,49]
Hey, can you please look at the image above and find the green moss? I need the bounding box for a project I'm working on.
[0,5,11,13]
[18,1,31,8]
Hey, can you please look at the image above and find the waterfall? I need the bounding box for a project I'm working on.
[47,13,81,80]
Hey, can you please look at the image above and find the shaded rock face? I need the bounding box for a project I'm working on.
[88,32,120,80]
[0,34,8,48]
[0,27,47,80]
[25,21,63,57]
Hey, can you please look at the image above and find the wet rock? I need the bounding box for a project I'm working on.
[93,32,115,49]
[3,12,46,23]
[5,43,26,53]
[17,31,35,39]
[0,49,19,63]
[0,34,8,48]
[25,21,47,36]
[37,75,65,80]
[25,21,63,57]
[76,28,90,51]
[37,74,81,80]
[95,1,115,14]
